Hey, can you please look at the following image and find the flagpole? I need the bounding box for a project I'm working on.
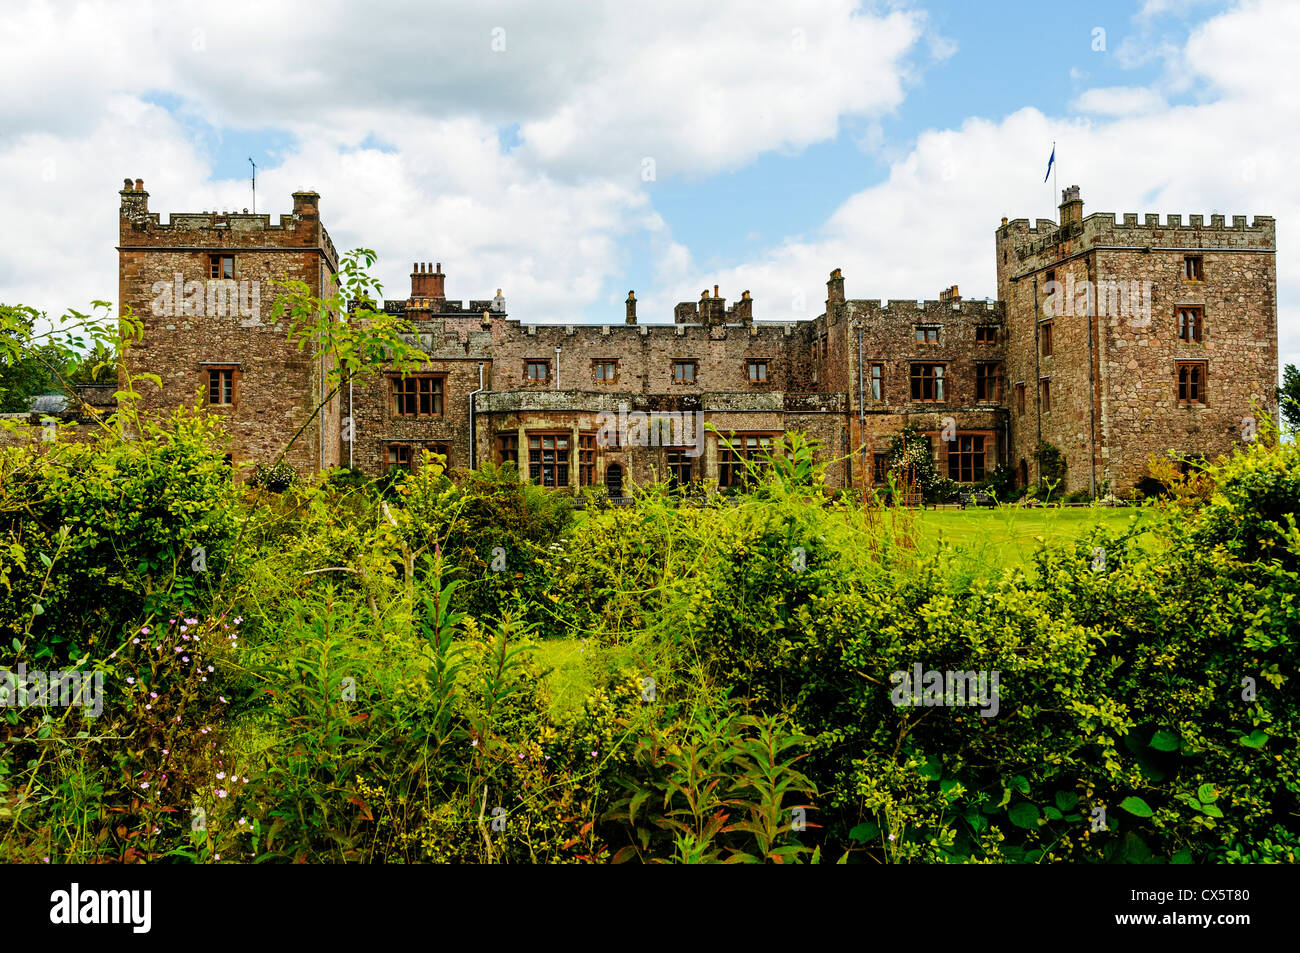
[1053,140,1057,208]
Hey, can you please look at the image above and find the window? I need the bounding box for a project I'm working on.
[747,360,768,382]
[1016,382,1026,415]
[673,360,697,383]
[1040,321,1054,357]
[593,360,617,382]
[1045,269,1056,286]
[947,435,986,483]
[391,374,444,418]
[386,443,412,472]
[914,326,939,344]
[665,448,693,487]
[579,432,597,486]
[718,433,773,488]
[525,360,550,382]
[209,254,234,280]
[1040,378,1052,413]
[496,434,518,465]
[975,326,998,345]
[909,363,945,401]
[426,443,451,467]
[1177,361,1207,404]
[975,362,1004,402]
[527,433,570,487]
[1184,255,1203,281]
[870,363,883,400]
[207,367,235,406]
[1178,306,1203,343]
[873,452,890,485]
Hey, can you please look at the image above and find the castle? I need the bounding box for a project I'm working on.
[116,178,1279,495]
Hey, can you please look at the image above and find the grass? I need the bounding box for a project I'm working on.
[909,505,1158,574]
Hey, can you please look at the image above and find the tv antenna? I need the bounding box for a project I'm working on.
[249,157,257,213]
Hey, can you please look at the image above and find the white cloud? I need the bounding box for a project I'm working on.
[0,0,931,328]
[1072,86,1167,116]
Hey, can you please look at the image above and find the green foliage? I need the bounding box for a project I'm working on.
[887,426,955,503]
[1279,363,1300,432]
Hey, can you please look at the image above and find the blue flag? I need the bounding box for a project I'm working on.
[1044,145,1055,183]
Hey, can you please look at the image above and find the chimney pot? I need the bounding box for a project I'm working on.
[134,178,144,191]
[714,284,719,298]
[123,177,132,190]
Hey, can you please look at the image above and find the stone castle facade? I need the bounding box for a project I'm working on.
[116,178,1278,496]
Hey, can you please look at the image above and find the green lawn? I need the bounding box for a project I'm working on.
[905,506,1158,574]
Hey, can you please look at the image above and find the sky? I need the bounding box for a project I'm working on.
[0,0,1294,374]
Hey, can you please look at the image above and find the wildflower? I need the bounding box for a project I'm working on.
[162,749,169,755]
[234,616,243,624]
[183,656,190,662]
[217,772,226,780]
[214,854,221,861]
[174,646,183,653]
[126,677,135,684]
[186,617,197,625]
[216,789,228,799]
[208,665,214,672]
[239,817,247,826]
[150,692,158,699]
[132,638,140,644]
[140,626,151,635]
[110,651,117,658]
[219,696,227,704]
[140,782,149,790]
[242,777,248,784]
[145,704,151,710]
[180,626,188,634]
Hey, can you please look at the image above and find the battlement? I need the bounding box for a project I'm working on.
[998,186,1275,267]
[118,179,338,268]
[848,297,1004,318]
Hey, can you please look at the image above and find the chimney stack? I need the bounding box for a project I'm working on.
[826,268,845,309]
[291,190,320,218]
[411,262,446,301]
[119,175,149,219]
[625,290,637,325]
[734,289,753,325]
[1059,185,1083,227]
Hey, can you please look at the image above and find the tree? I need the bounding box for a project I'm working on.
[1279,363,1300,432]
[0,305,71,412]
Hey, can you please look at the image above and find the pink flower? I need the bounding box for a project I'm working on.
[126,677,135,684]
[185,618,197,625]
[140,627,151,635]
[140,782,149,789]
[162,749,169,755]
[216,789,228,799]
[217,771,226,779]
[207,666,214,673]
[219,696,227,704]
[234,616,243,624]
[174,646,183,653]
[149,692,157,699]
[180,626,188,634]
[132,638,140,644]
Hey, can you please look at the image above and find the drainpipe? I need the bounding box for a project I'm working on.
[1033,275,1042,483]
[856,324,865,488]
[469,362,485,470]
[348,375,354,469]
[1086,252,1098,497]
[554,345,561,390]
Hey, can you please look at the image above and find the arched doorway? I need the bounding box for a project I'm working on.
[605,463,624,499]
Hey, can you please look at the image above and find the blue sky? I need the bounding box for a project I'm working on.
[0,0,1293,373]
